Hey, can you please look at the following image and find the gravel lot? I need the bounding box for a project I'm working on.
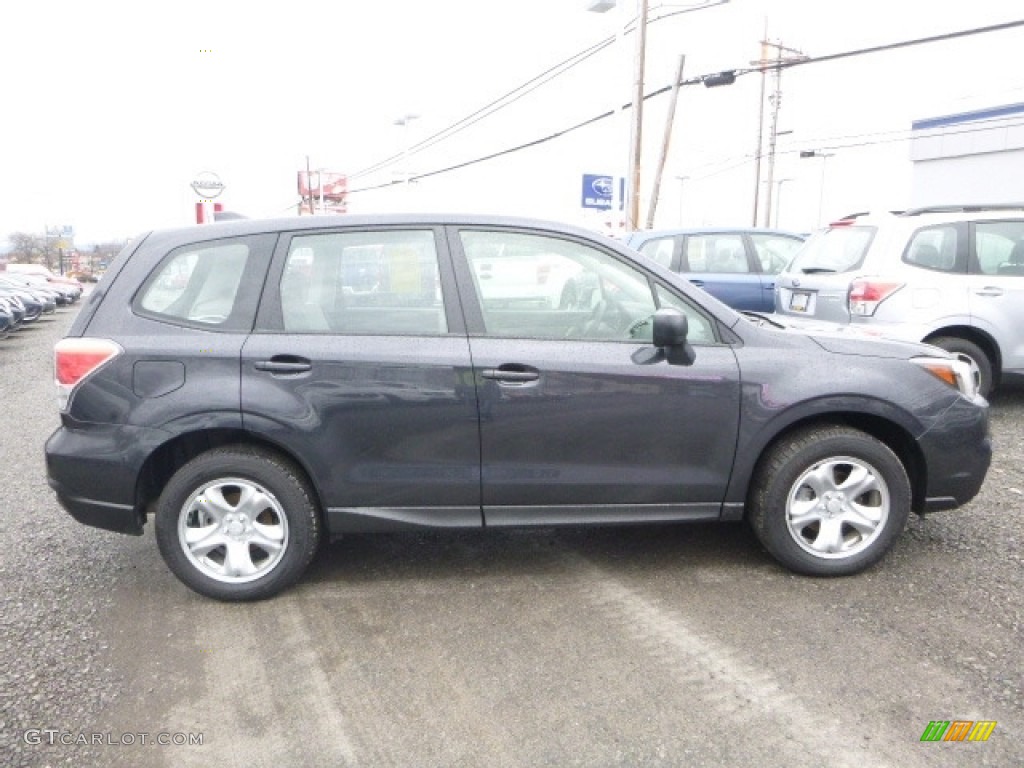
[1,304,1021,768]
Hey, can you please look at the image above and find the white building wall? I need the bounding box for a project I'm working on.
[910,103,1024,207]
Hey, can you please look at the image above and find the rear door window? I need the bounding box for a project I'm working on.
[278,230,447,335]
[635,236,676,269]
[684,234,749,273]
[973,220,1024,276]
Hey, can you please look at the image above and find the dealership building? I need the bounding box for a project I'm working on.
[910,102,1024,207]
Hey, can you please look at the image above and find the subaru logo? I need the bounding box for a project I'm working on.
[591,177,614,197]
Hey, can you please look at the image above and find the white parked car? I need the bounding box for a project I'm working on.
[774,205,1024,396]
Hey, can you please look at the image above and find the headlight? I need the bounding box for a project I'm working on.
[911,355,979,399]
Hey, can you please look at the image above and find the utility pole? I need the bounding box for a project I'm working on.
[751,37,806,227]
[645,54,685,229]
[627,0,649,231]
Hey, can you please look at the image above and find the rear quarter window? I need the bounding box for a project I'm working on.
[134,235,273,331]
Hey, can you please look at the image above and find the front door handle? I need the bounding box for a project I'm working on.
[973,287,1004,297]
[254,356,312,374]
[480,364,540,383]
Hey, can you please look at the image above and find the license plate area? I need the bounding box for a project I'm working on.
[789,290,812,313]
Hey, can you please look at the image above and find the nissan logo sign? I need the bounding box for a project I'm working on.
[191,171,225,199]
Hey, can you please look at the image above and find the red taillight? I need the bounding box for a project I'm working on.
[848,279,904,317]
[54,338,122,409]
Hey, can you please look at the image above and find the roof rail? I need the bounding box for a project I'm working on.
[900,204,1024,216]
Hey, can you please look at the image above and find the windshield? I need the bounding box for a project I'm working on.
[788,226,876,274]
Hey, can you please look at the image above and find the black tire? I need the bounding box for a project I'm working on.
[749,426,910,576]
[155,446,321,601]
[928,336,994,397]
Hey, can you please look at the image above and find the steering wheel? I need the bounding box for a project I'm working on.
[566,298,622,339]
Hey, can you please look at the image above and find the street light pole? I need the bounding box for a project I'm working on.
[773,178,791,228]
[800,150,835,227]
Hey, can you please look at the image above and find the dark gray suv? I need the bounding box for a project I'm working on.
[46,215,991,600]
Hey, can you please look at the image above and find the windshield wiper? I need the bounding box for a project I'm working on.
[741,311,787,329]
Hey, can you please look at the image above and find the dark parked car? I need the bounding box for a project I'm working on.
[46,215,990,600]
[623,227,805,312]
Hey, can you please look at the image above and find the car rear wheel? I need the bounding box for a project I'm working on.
[155,446,321,601]
[749,426,910,576]
[928,336,993,397]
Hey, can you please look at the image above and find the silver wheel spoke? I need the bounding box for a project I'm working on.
[809,517,845,554]
[236,485,273,519]
[185,524,225,557]
[200,485,235,519]
[223,539,258,578]
[841,503,882,535]
[250,523,285,554]
[803,465,835,497]
[836,465,875,500]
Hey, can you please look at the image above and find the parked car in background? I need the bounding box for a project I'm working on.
[623,227,806,312]
[0,300,12,338]
[775,205,1024,396]
[0,295,26,331]
[0,283,46,323]
[47,214,989,600]
[3,262,84,299]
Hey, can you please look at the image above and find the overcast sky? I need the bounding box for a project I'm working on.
[3,0,1023,245]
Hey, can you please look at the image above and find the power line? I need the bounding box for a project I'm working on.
[347,36,615,181]
[348,1,730,182]
[341,19,1024,198]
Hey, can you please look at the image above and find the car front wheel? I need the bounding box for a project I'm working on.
[749,426,911,576]
[155,446,321,601]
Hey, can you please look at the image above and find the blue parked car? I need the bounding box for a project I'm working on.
[623,227,805,312]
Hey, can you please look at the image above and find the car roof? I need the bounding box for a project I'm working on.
[136,213,615,251]
[625,227,805,242]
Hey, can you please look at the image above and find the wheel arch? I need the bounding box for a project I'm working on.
[134,428,325,524]
[921,325,1002,387]
[736,411,927,517]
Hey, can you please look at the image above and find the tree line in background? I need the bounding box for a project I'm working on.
[4,232,127,276]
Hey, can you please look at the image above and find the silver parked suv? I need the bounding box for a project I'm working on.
[775,205,1024,396]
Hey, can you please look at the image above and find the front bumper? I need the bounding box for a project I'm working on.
[918,394,992,513]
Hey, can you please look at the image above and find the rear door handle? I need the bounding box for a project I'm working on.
[254,356,312,374]
[974,287,1004,297]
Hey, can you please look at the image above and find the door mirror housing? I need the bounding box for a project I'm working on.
[652,308,696,366]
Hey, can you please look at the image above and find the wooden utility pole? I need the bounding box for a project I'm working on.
[627,0,648,231]
[645,55,686,229]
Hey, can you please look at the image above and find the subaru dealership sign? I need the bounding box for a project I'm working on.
[581,174,623,210]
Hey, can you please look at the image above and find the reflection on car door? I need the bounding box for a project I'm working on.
[242,228,482,531]
[451,226,742,526]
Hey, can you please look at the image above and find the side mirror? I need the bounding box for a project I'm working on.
[652,308,696,366]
